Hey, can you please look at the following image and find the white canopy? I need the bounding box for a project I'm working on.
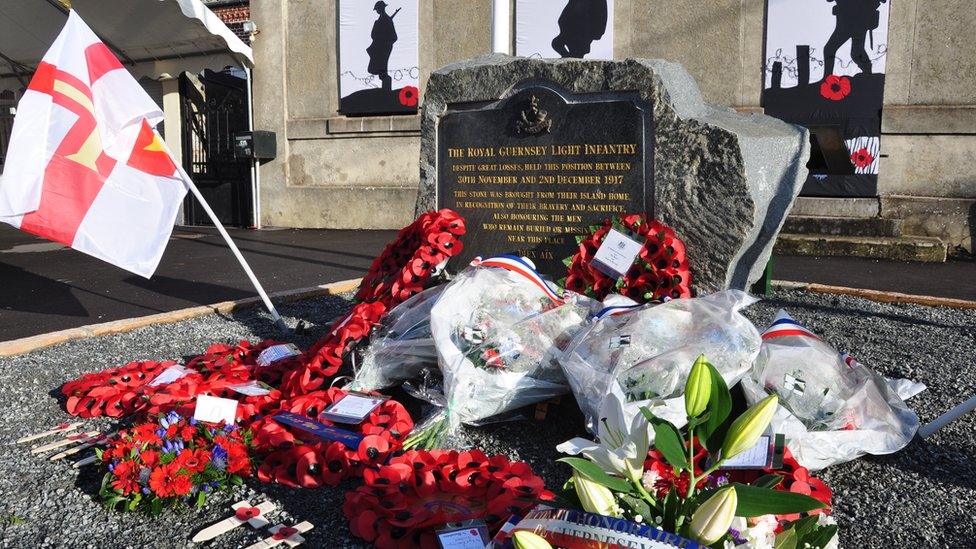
[0,0,252,92]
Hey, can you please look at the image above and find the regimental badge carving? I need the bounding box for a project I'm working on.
[515,95,552,135]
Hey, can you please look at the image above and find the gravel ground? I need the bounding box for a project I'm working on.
[0,289,974,548]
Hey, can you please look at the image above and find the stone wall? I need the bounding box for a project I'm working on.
[251,0,493,229]
[252,0,976,244]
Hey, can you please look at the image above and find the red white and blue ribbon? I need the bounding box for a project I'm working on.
[594,303,642,319]
[761,311,821,341]
[471,255,564,304]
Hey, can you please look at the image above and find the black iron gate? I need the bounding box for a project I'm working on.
[0,91,15,174]
[180,69,253,227]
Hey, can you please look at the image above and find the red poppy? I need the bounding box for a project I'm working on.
[236,506,262,521]
[820,74,852,101]
[399,86,419,107]
[850,147,874,169]
[273,526,300,541]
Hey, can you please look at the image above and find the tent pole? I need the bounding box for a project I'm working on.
[918,394,976,439]
[164,136,288,334]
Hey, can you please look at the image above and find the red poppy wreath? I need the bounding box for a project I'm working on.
[356,208,466,307]
[562,214,692,303]
[251,387,413,488]
[62,360,177,419]
[344,449,554,549]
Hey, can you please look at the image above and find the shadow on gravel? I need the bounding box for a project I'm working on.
[763,297,974,332]
[888,439,976,492]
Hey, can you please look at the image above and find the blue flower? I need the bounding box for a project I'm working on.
[211,445,228,471]
[189,418,198,426]
[222,424,237,433]
[142,487,151,495]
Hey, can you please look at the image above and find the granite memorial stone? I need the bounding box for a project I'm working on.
[417,54,810,292]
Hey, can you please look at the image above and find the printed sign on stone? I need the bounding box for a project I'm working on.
[338,0,419,115]
[436,81,653,277]
[762,0,890,197]
[515,0,614,60]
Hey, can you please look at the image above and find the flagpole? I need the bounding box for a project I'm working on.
[171,159,289,334]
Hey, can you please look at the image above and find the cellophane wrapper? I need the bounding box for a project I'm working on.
[559,289,763,433]
[350,285,446,392]
[740,310,923,470]
[413,259,598,446]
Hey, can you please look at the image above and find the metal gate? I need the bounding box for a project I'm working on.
[0,91,15,174]
[180,69,253,227]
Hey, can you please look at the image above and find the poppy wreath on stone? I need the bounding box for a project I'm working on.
[62,360,177,419]
[251,388,413,488]
[562,214,692,303]
[355,209,466,308]
[343,449,554,549]
[186,340,301,388]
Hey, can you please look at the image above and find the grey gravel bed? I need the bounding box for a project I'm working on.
[0,289,974,548]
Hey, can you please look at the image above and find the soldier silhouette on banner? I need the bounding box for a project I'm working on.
[367,1,400,92]
[823,0,887,77]
[551,0,608,58]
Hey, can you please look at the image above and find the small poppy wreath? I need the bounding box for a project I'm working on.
[343,449,554,549]
[98,411,253,514]
[251,387,413,488]
[399,85,419,107]
[562,214,692,302]
[356,208,466,307]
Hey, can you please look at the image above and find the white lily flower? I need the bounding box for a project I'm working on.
[557,391,650,482]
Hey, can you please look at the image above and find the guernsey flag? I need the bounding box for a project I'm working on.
[0,12,188,277]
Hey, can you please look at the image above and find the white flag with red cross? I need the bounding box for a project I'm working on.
[0,11,188,277]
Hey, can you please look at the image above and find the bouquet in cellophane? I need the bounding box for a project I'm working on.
[349,285,446,392]
[740,310,923,470]
[558,290,762,434]
[404,255,598,449]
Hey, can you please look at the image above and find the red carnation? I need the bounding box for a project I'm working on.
[820,74,852,101]
[149,463,182,497]
[110,460,141,495]
[176,448,210,474]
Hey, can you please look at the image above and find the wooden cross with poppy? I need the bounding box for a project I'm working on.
[244,521,314,549]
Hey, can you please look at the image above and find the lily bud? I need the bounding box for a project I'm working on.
[573,471,619,517]
[684,355,712,418]
[722,394,778,460]
[689,486,738,545]
[513,531,553,549]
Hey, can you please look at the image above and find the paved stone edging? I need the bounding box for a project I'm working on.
[0,278,363,357]
[773,280,976,310]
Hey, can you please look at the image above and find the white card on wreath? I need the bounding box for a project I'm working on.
[719,435,771,469]
[148,364,192,387]
[229,381,273,397]
[257,344,301,367]
[193,395,239,425]
[592,229,643,278]
[320,393,386,424]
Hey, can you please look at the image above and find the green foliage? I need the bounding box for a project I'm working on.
[698,360,731,454]
[557,457,633,493]
[729,483,827,517]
